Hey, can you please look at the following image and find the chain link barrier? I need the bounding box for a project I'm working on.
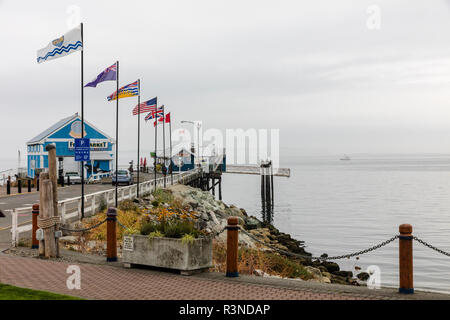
[117,220,127,230]
[413,236,450,257]
[59,218,108,233]
[239,227,399,261]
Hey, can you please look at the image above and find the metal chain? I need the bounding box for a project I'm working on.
[239,227,398,261]
[209,225,227,237]
[60,218,107,233]
[413,236,450,257]
[117,220,127,230]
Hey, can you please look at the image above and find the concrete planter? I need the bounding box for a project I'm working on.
[122,235,213,274]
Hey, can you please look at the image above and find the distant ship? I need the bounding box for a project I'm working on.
[340,154,351,161]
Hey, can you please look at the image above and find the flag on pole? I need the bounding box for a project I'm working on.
[153,115,164,127]
[37,25,83,64]
[133,97,157,115]
[154,112,170,126]
[107,81,139,101]
[145,108,163,121]
[85,63,117,87]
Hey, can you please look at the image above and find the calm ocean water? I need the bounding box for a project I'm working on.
[221,155,450,293]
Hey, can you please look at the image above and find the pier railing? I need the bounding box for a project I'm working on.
[8,168,200,246]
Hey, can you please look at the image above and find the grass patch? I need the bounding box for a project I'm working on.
[0,284,83,300]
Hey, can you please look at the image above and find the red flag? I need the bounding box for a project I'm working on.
[165,112,171,123]
[153,116,164,127]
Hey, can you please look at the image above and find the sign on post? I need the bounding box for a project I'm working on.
[74,138,90,162]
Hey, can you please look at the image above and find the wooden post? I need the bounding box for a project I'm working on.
[106,207,117,262]
[399,224,414,294]
[31,204,39,249]
[46,144,59,257]
[38,172,49,256]
[41,179,57,258]
[218,177,222,201]
[226,216,239,277]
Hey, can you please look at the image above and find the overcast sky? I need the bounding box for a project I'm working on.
[2,0,450,168]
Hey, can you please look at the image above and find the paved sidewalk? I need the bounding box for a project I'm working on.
[0,254,374,300]
[1,252,449,300]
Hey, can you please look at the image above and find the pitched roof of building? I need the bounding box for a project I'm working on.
[27,114,78,144]
[27,113,114,145]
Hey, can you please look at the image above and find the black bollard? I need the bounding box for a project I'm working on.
[7,179,11,195]
[28,179,31,192]
[18,179,22,193]
[36,177,39,191]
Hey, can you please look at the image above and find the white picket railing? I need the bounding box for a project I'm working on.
[8,169,200,246]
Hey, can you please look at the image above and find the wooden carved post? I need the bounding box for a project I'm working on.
[399,224,414,294]
[31,204,39,249]
[40,180,57,258]
[106,207,117,262]
[46,144,60,257]
[226,216,239,277]
[38,172,49,257]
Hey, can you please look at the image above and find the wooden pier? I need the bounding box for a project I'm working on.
[225,165,290,177]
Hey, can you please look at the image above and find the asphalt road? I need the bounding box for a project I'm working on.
[0,172,165,245]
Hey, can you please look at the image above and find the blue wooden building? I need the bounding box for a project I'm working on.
[27,113,115,179]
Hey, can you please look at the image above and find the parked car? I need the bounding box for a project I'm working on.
[65,172,82,184]
[112,170,133,186]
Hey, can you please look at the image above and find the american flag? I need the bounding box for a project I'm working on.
[133,97,157,115]
[144,108,163,121]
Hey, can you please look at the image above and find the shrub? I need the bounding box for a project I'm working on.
[140,220,201,239]
[152,188,174,205]
[212,242,312,280]
[181,233,196,245]
[118,200,139,212]
[151,200,160,207]
[148,231,164,240]
[140,221,158,235]
[162,220,201,238]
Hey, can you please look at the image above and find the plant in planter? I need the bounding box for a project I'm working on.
[122,206,212,274]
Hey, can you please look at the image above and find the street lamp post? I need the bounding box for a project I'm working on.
[181,120,202,167]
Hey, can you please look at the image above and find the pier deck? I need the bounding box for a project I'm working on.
[226,165,290,177]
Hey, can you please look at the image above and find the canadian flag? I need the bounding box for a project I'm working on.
[154,112,171,127]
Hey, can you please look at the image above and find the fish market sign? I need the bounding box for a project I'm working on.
[68,140,108,151]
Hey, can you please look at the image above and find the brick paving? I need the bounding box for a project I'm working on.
[0,255,374,300]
